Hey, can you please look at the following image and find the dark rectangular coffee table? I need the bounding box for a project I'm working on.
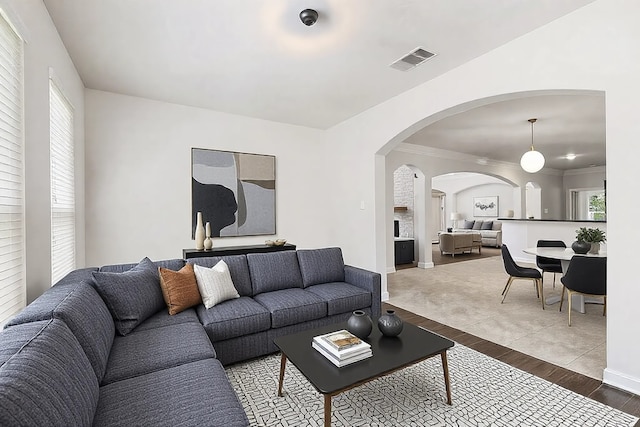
[273,321,454,426]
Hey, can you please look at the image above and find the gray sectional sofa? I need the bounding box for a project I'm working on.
[0,247,381,426]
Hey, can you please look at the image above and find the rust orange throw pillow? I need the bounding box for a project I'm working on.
[158,264,202,315]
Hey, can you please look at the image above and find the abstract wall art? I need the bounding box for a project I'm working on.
[192,148,275,237]
[473,196,498,217]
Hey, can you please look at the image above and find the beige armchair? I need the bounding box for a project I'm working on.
[439,233,475,257]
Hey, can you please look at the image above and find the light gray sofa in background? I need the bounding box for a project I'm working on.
[0,247,381,426]
[457,219,503,247]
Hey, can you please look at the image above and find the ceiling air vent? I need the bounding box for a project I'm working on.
[390,47,436,71]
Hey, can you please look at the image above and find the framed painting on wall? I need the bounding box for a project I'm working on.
[192,148,276,237]
[473,196,498,217]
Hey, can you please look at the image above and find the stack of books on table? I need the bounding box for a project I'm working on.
[312,329,372,367]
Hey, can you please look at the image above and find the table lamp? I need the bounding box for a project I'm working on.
[450,212,462,230]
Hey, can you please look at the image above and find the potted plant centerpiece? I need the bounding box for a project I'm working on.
[573,227,606,254]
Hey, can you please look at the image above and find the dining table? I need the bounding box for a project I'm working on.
[522,247,607,313]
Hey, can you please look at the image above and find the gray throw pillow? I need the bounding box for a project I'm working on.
[463,220,475,229]
[481,221,493,230]
[91,257,165,336]
[472,221,483,230]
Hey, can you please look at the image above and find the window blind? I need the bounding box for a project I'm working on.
[0,10,24,327]
[50,79,75,284]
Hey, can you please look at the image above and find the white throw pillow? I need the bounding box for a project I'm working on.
[193,261,240,309]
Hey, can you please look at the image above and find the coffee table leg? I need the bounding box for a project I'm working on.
[440,351,452,405]
[324,394,331,427]
[277,353,287,397]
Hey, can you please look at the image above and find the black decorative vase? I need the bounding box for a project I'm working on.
[572,240,591,255]
[377,309,404,337]
[347,310,372,339]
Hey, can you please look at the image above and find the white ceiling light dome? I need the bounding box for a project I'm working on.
[520,150,545,173]
[520,118,545,173]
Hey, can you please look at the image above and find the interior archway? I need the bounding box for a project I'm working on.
[380,89,607,381]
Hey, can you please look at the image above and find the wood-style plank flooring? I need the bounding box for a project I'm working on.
[385,302,640,425]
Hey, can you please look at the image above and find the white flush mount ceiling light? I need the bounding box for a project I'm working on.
[520,118,545,173]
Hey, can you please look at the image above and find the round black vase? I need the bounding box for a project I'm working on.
[377,309,404,337]
[571,240,591,255]
[347,310,372,339]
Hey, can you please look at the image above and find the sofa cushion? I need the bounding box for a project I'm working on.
[247,251,303,294]
[0,319,99,427]
[305,282,372,316]
[189,255,252,297]
[134,307,200,333]
[50,284,115,382]
[159,263,202,315]
[92,257,166,336]
[94,358,249,427]
[193,261,240,308]
[197,296,271,341]
[101,322,215,385]
[4,268,98,328]
[493,221,503,230]
[297,247,345,287]
[481,221,493,230]
[472,220,483,230]
[3,279,115,383]
[253,288,327,328]
[462,220,475,229]
[99,258,185,273]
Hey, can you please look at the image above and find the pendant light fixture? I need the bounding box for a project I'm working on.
[520,118,545,173]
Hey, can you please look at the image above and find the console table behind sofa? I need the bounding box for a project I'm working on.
[183,243,296,259]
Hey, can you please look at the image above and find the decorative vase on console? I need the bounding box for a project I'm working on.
[347,310,372,339]
[377,309,404,337]
[195,212,205,250]
[204,222,213,250]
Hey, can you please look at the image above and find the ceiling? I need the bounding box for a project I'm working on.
[403,94,606,171]
[43,0,596,130]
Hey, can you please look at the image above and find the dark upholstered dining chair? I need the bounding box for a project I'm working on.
[559,256,607,326]
[500,245,544,309]
[536,240,566,288]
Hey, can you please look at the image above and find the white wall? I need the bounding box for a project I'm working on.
[457,183,513,221]
[84,90,329,266]
[432,173,516,223]
[324,1,640,393]
[0,0,86,303]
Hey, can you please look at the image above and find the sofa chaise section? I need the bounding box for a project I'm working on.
[0,319,100,426]
[1,246,380,424]
[93,358,248,427]
[1,260,249,426]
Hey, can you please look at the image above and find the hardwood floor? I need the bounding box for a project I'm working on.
[385,302,640,425]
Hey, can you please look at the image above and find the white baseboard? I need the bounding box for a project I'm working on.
[418,262,434,269]
[381,291,390,301]
[603,368,640,395]
[386,266,396,274]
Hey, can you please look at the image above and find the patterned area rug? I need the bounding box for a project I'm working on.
[226,344,637,426]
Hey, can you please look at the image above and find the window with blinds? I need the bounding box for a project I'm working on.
[50,79,75,284]
[0,11,24,327]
